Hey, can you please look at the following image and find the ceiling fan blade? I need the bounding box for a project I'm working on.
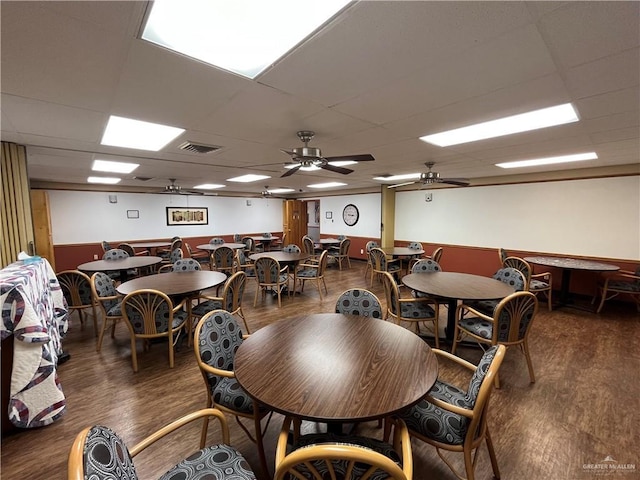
[387,181,417,189]
[281,165,301,177]
[320,163,353,175]
[441,178,470,186]
[325,154,375,162]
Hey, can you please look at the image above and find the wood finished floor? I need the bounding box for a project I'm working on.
[1,260,639,480]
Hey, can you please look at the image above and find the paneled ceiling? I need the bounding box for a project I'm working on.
[1,1,638,197]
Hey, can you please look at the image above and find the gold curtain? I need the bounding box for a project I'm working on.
[1,141,34,268]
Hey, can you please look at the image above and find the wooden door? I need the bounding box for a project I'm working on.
[30,190,56,270]
[283,200,307,248]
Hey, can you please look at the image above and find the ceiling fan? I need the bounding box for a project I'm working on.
[387,162,470,188]
[155,178,205,195]
[280,130,375,178]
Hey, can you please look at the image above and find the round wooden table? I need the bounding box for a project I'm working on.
[235,313,438,473]
[249,251,310,265]
[116,270,227,296]
[524,256,620,307]
[380,247,425,257]
[196,243,246,251]
[249,236,280,251]
[78,256,163,282]
[402,272,515,341]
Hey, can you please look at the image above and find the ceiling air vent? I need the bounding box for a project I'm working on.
[178,142,222,154]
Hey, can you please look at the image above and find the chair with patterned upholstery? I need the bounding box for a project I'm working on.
[100,241,112,253]
[171,258,202,272]
[364,240,379,279]
[466,267,526,316]
[429,246,444,264]
[275,416,412,480]
[159,247,184,269]
[67,408,256,480]
[254,256,290,307]
[270,232,286,251]
[396,345,506,480]
[335,288,383,319]
[302,236,320,264]
[282,244,301,253]
[194,310,273,456]
[241,236,256,254]
[295,250,329,300]
[159,237,182,260]
[409,259,442,299]
[212,245,236,277]
[121,289,188,372]
[209,237,225,245]
[369,247,401,287]
[233,233,242,242]
[90,272,123,352]
[192,271,250,333]
[102,248,129,260]
[406,241,425,272]
[593,265,640,313]
[329,238,352,271]
[58,270,97,335]
[503,256,553,311]
[382,272,440,348]
[453,291,539,387]
[185,242,210,269]
[498,247,508,265]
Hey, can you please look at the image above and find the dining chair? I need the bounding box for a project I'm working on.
[395,345,506,480]
[406,241,425,271]
[184,242,210,269]
[212,245,236,277]
[430,246,444,264]
[275,416,412,480]
[57,270,97,335]
[235,249,256,280]
[327,234,346,256]
[369,247,401,287]
[233,233,242,242]
[159,237,182,260]
[102,248,128,260]
[100,241,112,253]
[270,232,286,251]
[364,240,379,280]
[453,291,539,387]
[241,236,256,254]
[295,249,329,300]
[254,256,290,307]
[192,271,250,333]
[409,258,442,299]
[335,288,383,319]
[209,237,225,245]
[193,310,273,456]
[120,289,188,372]
[67,408,256,480]
[382,271,441,348]
[498,247,509,265]
[330,237,352,270]
[593,265,640,313]
[170,258,202,272]
[90,272,123,352]
[282,244,301,253]
[465,267,526,316]
[302,235,320,264]
[503,256,553,311]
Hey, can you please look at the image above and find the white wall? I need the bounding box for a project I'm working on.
[48,191,284,244]
[320,194,381,238]
[395,176,640,260]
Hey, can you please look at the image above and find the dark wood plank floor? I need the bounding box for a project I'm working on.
[2,260,639,479]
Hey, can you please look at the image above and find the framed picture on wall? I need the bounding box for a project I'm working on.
[166,207,208,226]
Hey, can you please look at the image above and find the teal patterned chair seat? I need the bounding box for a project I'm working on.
[69,409,256,480]
[396,345,505,480]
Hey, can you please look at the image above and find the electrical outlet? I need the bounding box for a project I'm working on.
[360,248,364,254]
[425,193,433,202]
[93,254,98,260]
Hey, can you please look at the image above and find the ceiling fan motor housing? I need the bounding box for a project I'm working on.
[292,146,322,160]
[421,171,441,183]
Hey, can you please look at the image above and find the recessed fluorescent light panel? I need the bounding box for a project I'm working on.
[193,184,226,189]
[268,188,295,194]
[373,173,421,182]
[87,176,121,184]
[101,115,185,151]
[496,152,598,169]
[421,103,579,147]
[92,160,139,174]
[141,0,351,79]
[308,182,347,189]
[227,174,271,183]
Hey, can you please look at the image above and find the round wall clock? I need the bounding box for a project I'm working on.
[342,204,359,226]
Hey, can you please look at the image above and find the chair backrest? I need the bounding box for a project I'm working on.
[219,271,247,313]
[57,270,93,308]
[117,243,136,257]
[369,248,390,271]
[235,248,249,266]
[169,247,184,263]
[184,242,194,257]
[70,425,138,480]
[316,250,329,276]
[498,247,509,264]
[431,247,443,264]
[255,256,283,284]
[194,310,244,391]
[408,241,422,250]
[233,233,242,242]
[493,267,526,291]
[209,237,225,245]
[381,272,401,316]
[90,272,120,313]
[339,238,351,255]
[502,256,532,289]
[365,240,379,253]
[411,259,441,273]
[336,235,346,241]
[103,248,129,260]
[172,258,201,272]
[492,291,539,343]
[283,244,301,253]
[101,241,112,253]
[262,232,272,238]
[335,289,383,319]
[302,236,316,256]
[213,246,235,270]
[241,236,255,252]
[170,237,183,250]
[122,289,177,335]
